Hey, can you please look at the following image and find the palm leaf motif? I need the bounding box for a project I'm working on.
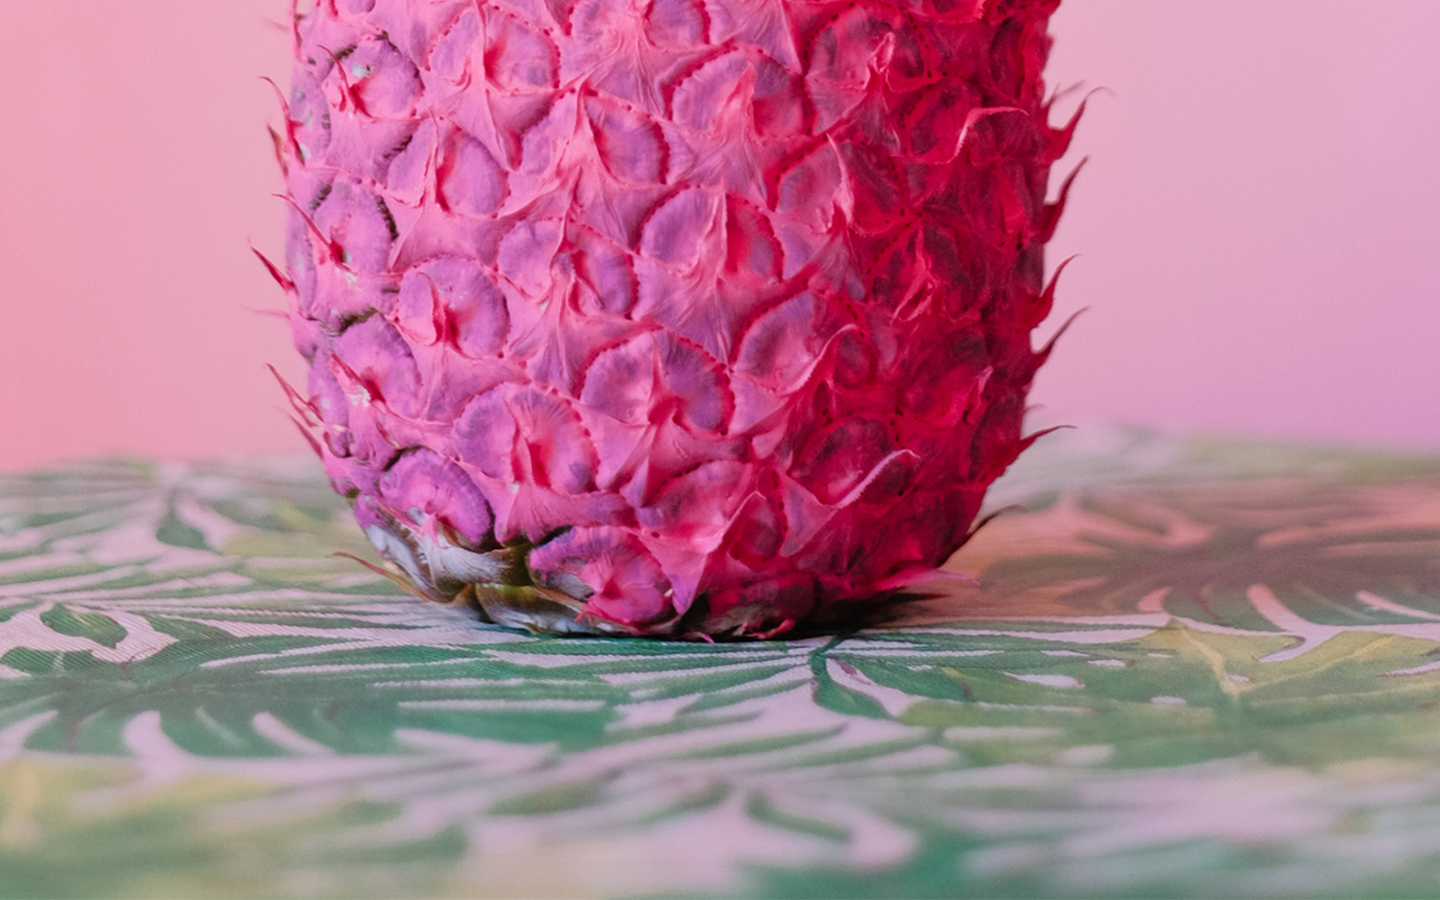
[950,451,1440,653]
[1,434,1440,898]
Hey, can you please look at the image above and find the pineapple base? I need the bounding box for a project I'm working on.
[363,512,869,639]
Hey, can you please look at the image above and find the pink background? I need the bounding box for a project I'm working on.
[1,0,1436,471]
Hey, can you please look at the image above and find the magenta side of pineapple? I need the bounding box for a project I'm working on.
[279,0,1073,636]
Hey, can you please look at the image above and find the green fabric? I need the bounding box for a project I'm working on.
[2,430,1439,898]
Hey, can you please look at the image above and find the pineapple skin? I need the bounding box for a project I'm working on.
[279,0,1073,637]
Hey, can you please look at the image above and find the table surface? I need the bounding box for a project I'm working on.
[2,429,1439,899]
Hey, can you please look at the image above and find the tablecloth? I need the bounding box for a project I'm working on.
[2,429,1439,898]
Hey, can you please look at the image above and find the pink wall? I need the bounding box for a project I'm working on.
[1038,0,1440,448]
[0,2,302,472]
[1,1,1436,472]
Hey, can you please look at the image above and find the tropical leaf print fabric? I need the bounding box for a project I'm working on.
[2,430,1439,898]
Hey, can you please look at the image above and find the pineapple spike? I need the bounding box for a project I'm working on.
[288,0,301,58]
[1044,79,1087,113]
[251,245,295,295]
[1042,85,1104,162]
[268,126,290,177]
[258,77,300,168]
[267,363,319,426]
[1039,157,1087,243]
[1035,307,1087,366]
[273,194,345,266]
[316,45,368,118]
[1026,253,1078,329]
[288,415,327,460]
